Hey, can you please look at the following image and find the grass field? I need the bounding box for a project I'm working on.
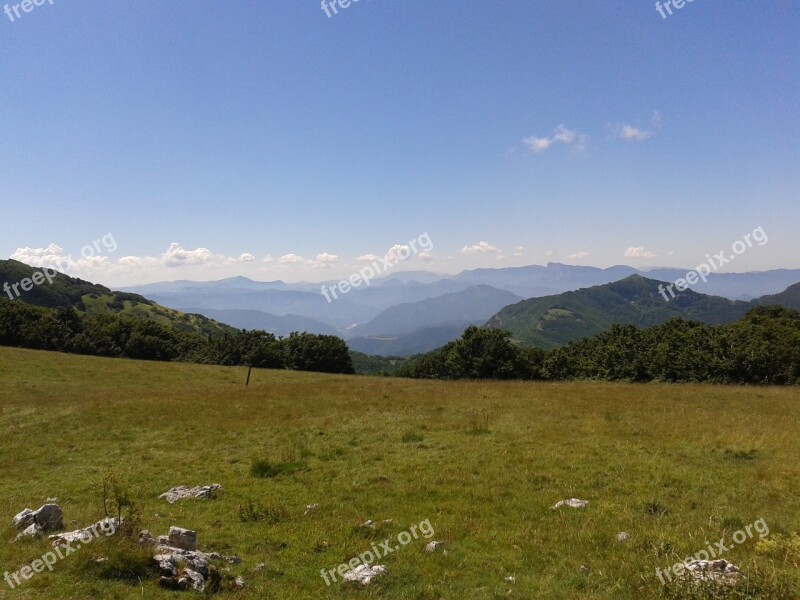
[0,347,798,599]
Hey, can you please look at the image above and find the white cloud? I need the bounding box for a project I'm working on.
[163,243,214,267]
[357,253,381,262]
[385,244,413,263]
[263,254,274,263]
[279,253,307,265]
[567,251,590,259]
[624,246,656,259]
[118,255,159,267]
[513,245,525,258]
[612,112,660,142]
[315,252,338,267]
[544,249,556,258]
[11,243,115,275]
[239,252,255,262]
[459,241,500,254]
[616,125,653,142]
[523,125,586,154]
[418,251,432,262]
[11,244,66,269]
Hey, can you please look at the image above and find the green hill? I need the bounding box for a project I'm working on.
[0,259,234,338]
[755,282,800,311]
[486,274,750,348]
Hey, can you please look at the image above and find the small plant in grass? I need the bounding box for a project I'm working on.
[99,471,141,537]
[467,409,490,435]
[83,541,156,583]
[724,448,759,462]
[756,532,800,562]
[238,500,287,524]
[402,430,424,443]
[645,500,668,517]
[250,458,307,478]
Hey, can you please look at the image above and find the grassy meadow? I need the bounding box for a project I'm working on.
[0,347,798,599]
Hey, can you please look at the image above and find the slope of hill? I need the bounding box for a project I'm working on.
[1,347,798,598]
[180,307,337,337]
[347,322,474,356]
[0,259,234,337]
[346,285,522,338]
[486,274,751,348]
[754,282,800,310]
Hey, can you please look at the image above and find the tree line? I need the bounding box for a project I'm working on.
[397,306,800,385]
[0,299,354,374]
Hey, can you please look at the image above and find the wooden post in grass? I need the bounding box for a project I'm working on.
[246,365,252,387]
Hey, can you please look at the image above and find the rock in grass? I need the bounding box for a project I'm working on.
[12,508,35,529]
[425,540,445,553]
[343,564,387,585]
[159,484,222,504]
[550,498,589,510]
[616,531,630,543]
[15,523,43,541]
[49,517,120,547]
[168,527,197,551]
[304,503,319,516]
[683,559,741,585]
[12,504,64,531]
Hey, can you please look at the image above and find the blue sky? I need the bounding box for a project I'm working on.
[1,0,798,285]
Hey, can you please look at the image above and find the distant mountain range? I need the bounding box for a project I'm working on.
[116,263,800,356]
[6,257,800,359]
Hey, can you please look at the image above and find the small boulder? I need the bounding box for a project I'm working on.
[15,523,43,541]
[12,509,35,530]
[34,504,64,531]
[425,540,445,553]
[159,484,222,504]
[180,568,206,592]
[616,532,630,543]
[12,504,64,532]
[550,498,589,510]
[684,559,741,585]
[153,554,178,577]
[168,527,197,551]
[343,564,387,585]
